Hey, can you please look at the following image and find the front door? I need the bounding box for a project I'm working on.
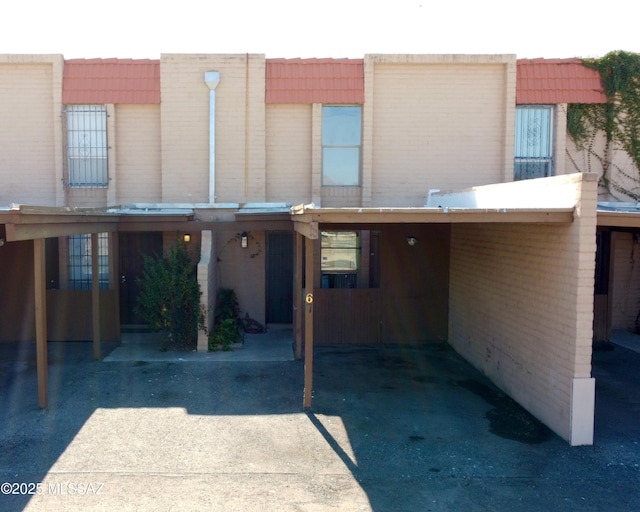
[119,232,163,327]
[593,231,611,342]
[266,232,293,324]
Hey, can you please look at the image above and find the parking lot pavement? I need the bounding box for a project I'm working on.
[1,339,639,511]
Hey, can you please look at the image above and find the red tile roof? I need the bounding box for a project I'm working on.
[517,58,606,104]
[266,58,364,104]
[60,56,607,107]
[63,59,160,104]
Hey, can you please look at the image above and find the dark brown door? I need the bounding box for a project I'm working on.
[119,232,163,327]
[593,231,612,342]
[266,232,293,323]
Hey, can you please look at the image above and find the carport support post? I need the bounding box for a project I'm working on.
[303,236,314,410]
[34,238,48,408]
[91,233,101,360]
[294,233,303,360]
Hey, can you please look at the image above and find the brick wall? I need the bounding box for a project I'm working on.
[565,129,639,201]
[448,173,597,444]
[197,230,215,351]
[160,54,266,204]
[265,104,312,203]
[215,230,266,325]
[0,57,63,206]
[115,104,162,203]
[365,55,516,207]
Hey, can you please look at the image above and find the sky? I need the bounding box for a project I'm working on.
[1,0,638,60]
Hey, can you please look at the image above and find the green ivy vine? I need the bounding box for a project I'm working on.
[567,50,640,200]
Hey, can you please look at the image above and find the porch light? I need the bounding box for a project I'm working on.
[241,232,248,249]
[183,234,191,243]
[407,236,418,247]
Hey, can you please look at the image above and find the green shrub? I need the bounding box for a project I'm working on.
[208,288,243,351]
[215,288,240,323]
[136,240,201,351]
[208,318,241,351]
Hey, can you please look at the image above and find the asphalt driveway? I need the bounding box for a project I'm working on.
[1,336,639,511]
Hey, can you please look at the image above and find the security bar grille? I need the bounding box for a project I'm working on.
[66,105,108,187]
[68,233,109,290]
[514,106,554,181]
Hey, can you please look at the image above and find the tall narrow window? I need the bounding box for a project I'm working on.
[68,233,109,290]
[322,106,362,186]
[66,105,108,187]
[514,106,554,181]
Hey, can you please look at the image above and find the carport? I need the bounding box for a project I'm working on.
[0,205,195,410]
[293,173,599,445]
[0,204,290,410]
[2,173,599,446]
[594,204,640,341]
[0,204,291,408]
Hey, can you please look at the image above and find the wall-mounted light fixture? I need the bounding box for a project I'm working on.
[406,236,418,247]
[0,238,4,247]
[241,232,248,249]
[183,234,191,243]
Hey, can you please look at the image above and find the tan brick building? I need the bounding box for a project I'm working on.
[1,52,637,446]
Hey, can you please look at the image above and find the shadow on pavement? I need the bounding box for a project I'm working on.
[1,339,640,510]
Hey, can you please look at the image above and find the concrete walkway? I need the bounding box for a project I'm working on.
[104,326,295,363]
[1,334,640,511]
[610,329,640,354]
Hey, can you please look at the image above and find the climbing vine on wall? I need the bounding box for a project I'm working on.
[567,50,640,200]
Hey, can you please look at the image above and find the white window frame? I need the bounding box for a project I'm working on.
[321,105,362,186]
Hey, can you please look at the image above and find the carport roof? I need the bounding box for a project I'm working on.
[290,174,601,238]
[1,176,593,242]
[0,204,293,241]
[597,202,640,228]
[290,204,574,238]
[292,204,574,222]
[0,205,197,241]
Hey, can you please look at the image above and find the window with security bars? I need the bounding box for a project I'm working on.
[66,105,108,187]
[514,106,554,181]
[68,233,109,290]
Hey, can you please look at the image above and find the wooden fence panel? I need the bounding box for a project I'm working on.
[314,288,381,344]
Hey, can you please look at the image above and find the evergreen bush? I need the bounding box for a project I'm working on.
[136,240,201,351]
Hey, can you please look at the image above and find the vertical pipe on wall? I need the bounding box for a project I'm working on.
[204,71,220,204]
[244,54,250,200]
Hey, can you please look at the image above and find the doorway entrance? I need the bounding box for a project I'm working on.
[119,232,163,328]
[266,232,293,324]
[593,230,611,342]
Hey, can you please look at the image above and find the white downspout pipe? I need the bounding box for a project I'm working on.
[204,71,220,204]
